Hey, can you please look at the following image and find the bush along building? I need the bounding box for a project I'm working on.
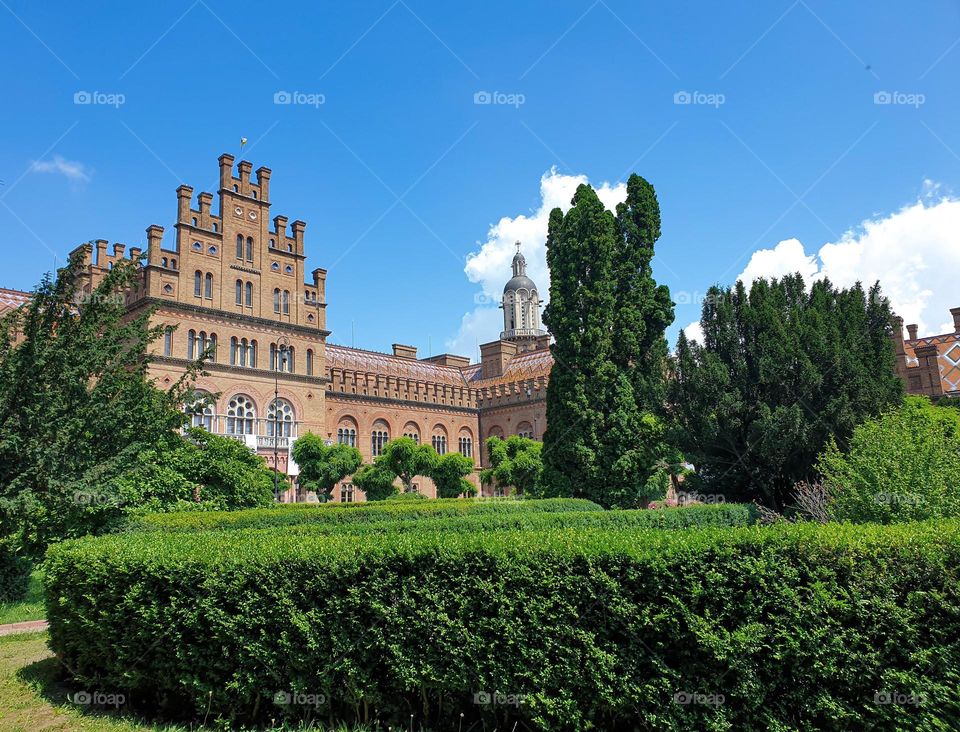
[57,154,552,501]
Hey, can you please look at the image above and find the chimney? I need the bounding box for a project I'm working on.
[237,160,253,192]
[291,220,306,254]
[256,166,271,201]
[273,215,289,239]
[176,185,193,222]
[951,307,960,334]
[480,339,518,380]
[129,246,142,262]
[393,344,418,360]
[218,153,235,191]
[197,192,213,221]
[312,268,326,302]
[146,225,164,266]
[113,243,125,260]
[907,323,918,341]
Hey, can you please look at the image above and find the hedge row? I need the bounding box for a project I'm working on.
[45,520,960,730]
[247,503,759,539]
[134,496,601,532]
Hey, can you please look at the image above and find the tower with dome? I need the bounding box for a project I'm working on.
[500,242,545,347]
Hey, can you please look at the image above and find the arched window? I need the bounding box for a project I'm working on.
[208,334,217,362]
[197,331,207,354]
[282,290,290,315]
[432,434,447,455]
[286,346,295,373]
[239,338,248,367]
[339,483,355,503]
[212,222,218,233]
[266,399,295,438]
[244,281,253,307]
[517,422,534,440]
[306,349,314,376]
[204,272,213,299]
[458,430,473,458]
[193,271,202,297]
[163,326,173,357]
[191,217,197,226]
[252,190,258,200]
[226,394,256,435]
[235,280,242,306]
[187,329,196,359]
[403,423,420,444]
[249,340,257,368]
[245,236,253,261]
[273,288,280,313]
[269,238,275,248]
[185,391,214,431]
[336,421,358,447]
[371,421,389,456]
[230,336,238,365]
[236,234,243,259]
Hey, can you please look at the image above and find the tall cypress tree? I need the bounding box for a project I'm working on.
[542,185,617,500]
[542,176,675,507]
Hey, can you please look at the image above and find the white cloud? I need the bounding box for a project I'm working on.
[733,190,960,336]
[30,155,91,182]
[446,168,627,356]
[680,320,704,345]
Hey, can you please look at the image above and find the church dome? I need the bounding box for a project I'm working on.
[504,274,537,293]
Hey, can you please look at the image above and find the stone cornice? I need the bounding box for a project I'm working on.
[154,356,331,386]
[229,263,262,275]
[325,389,480,416]
[127,297,331,338]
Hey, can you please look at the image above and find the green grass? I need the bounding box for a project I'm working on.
[0,571,45,625]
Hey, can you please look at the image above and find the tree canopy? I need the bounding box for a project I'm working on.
[291,433,363,502]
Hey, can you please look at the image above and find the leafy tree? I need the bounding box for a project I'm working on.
[819,396,960,523]
[669,275,903,508]
[431,452,476,498]
[376,437,438,493]
[352,463,399,501]
[542,176,675,508]
[480,435,543,497]
[0,250,200,557]
[292,433,362,502]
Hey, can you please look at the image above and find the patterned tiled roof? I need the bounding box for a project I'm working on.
[464,347,554,386]
[325,344,470,387]
[0,288,30,317]
[905,331,960,394]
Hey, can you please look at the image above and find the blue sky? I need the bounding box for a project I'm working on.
[1,1,959,358]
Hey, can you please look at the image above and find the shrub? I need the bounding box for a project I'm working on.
[45,518,960,730]
[819,396,960,523]
[134,497,602,532]
[0,537,30,602]
[384,492,427,501]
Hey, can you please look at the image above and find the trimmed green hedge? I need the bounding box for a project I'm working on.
[46,520,960,730]
[133,497,602,532]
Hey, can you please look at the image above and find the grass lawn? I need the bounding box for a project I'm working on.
[0,571,45,625]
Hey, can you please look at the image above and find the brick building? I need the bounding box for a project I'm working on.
[53,154,554,501]
[893,311,960,398]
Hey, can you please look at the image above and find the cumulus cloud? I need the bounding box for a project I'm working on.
[30,155,91,182]
[445,168,626,357]
[728,189,960,337]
